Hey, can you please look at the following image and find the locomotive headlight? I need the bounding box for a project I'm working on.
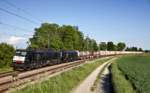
[15,60,22,64]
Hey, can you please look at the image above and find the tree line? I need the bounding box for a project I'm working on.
[28,23,143,52]
[28,23,101,51]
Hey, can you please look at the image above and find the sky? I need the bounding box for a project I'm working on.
[0,0,150,50]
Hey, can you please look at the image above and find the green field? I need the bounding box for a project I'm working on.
[12,57,111,93]
[112,54,150,93]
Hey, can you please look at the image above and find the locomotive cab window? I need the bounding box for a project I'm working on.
[15,51,27,57]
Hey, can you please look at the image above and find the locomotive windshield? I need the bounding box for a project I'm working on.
[15,50,27,57]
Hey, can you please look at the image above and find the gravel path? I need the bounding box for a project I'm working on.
[71,58,115,93]
[97,63,113,93]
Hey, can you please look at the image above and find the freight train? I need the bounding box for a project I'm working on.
[12,49,142,70]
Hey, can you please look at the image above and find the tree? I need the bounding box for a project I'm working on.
[125,47,138,51]
[29,23,63,50]
[83,36,90,51]
[29,23,85,51]
[107,41,115,51]
[145,50,150,53]
[59,25,84,50]
[125,47,130,51]
[29,22,132,52]
[99,42,107,50]
[0,43,14,68]
[92,39,98,51]
[76,31,84,50]
[138,48,143,51]
[117,42,126,51]
[131,47,138,51]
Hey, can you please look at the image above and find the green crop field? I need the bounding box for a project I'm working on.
[112,54,150,93]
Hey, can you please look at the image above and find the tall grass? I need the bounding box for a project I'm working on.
[111,62,135,93]
[13,58,111,93]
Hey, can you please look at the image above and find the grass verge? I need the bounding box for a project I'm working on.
[0,67,13,73]
[111,62,135,93]
[12,58,111,93]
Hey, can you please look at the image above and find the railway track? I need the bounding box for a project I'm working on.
[0,60,85,93]
[0,71,15,78]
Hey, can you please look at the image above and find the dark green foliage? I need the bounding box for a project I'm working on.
[99,42,107,50]
[29,23,92,51]
[83,37,91,51]
[82,37,98,51]
[125,47,130,51]
[107,41,116,51]
[28,22,136,52]
[125,47,140,51]
[117,54,150,93]
[29,23,63,50]
[138,48,143,51]
[117,42,126,51]
[145,50,150,53]
[59,25,83,50]
[92,39,98,51]
[0,43,14,68]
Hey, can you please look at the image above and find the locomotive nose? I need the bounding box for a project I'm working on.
[15,60,23,64]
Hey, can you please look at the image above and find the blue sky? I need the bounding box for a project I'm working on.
[0,0,150,49]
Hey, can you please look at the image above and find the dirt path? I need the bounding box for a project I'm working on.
[97,63,113,93]
[71,58,115,93]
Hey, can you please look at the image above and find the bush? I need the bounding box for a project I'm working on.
[0,43,14,68]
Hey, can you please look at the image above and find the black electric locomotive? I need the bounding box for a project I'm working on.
[12,49,79,70]
[61,50,79,62]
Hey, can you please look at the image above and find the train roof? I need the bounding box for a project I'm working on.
[16,49,59,53]
[16,49,79,53]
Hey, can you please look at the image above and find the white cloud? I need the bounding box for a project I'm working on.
[0,36,28,49]
[7,36,26,45]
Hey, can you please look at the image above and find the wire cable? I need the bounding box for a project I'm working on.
[0,21,34,38]
[0,21,32,32]
[0,7,38,24]
[2,0,42,22]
